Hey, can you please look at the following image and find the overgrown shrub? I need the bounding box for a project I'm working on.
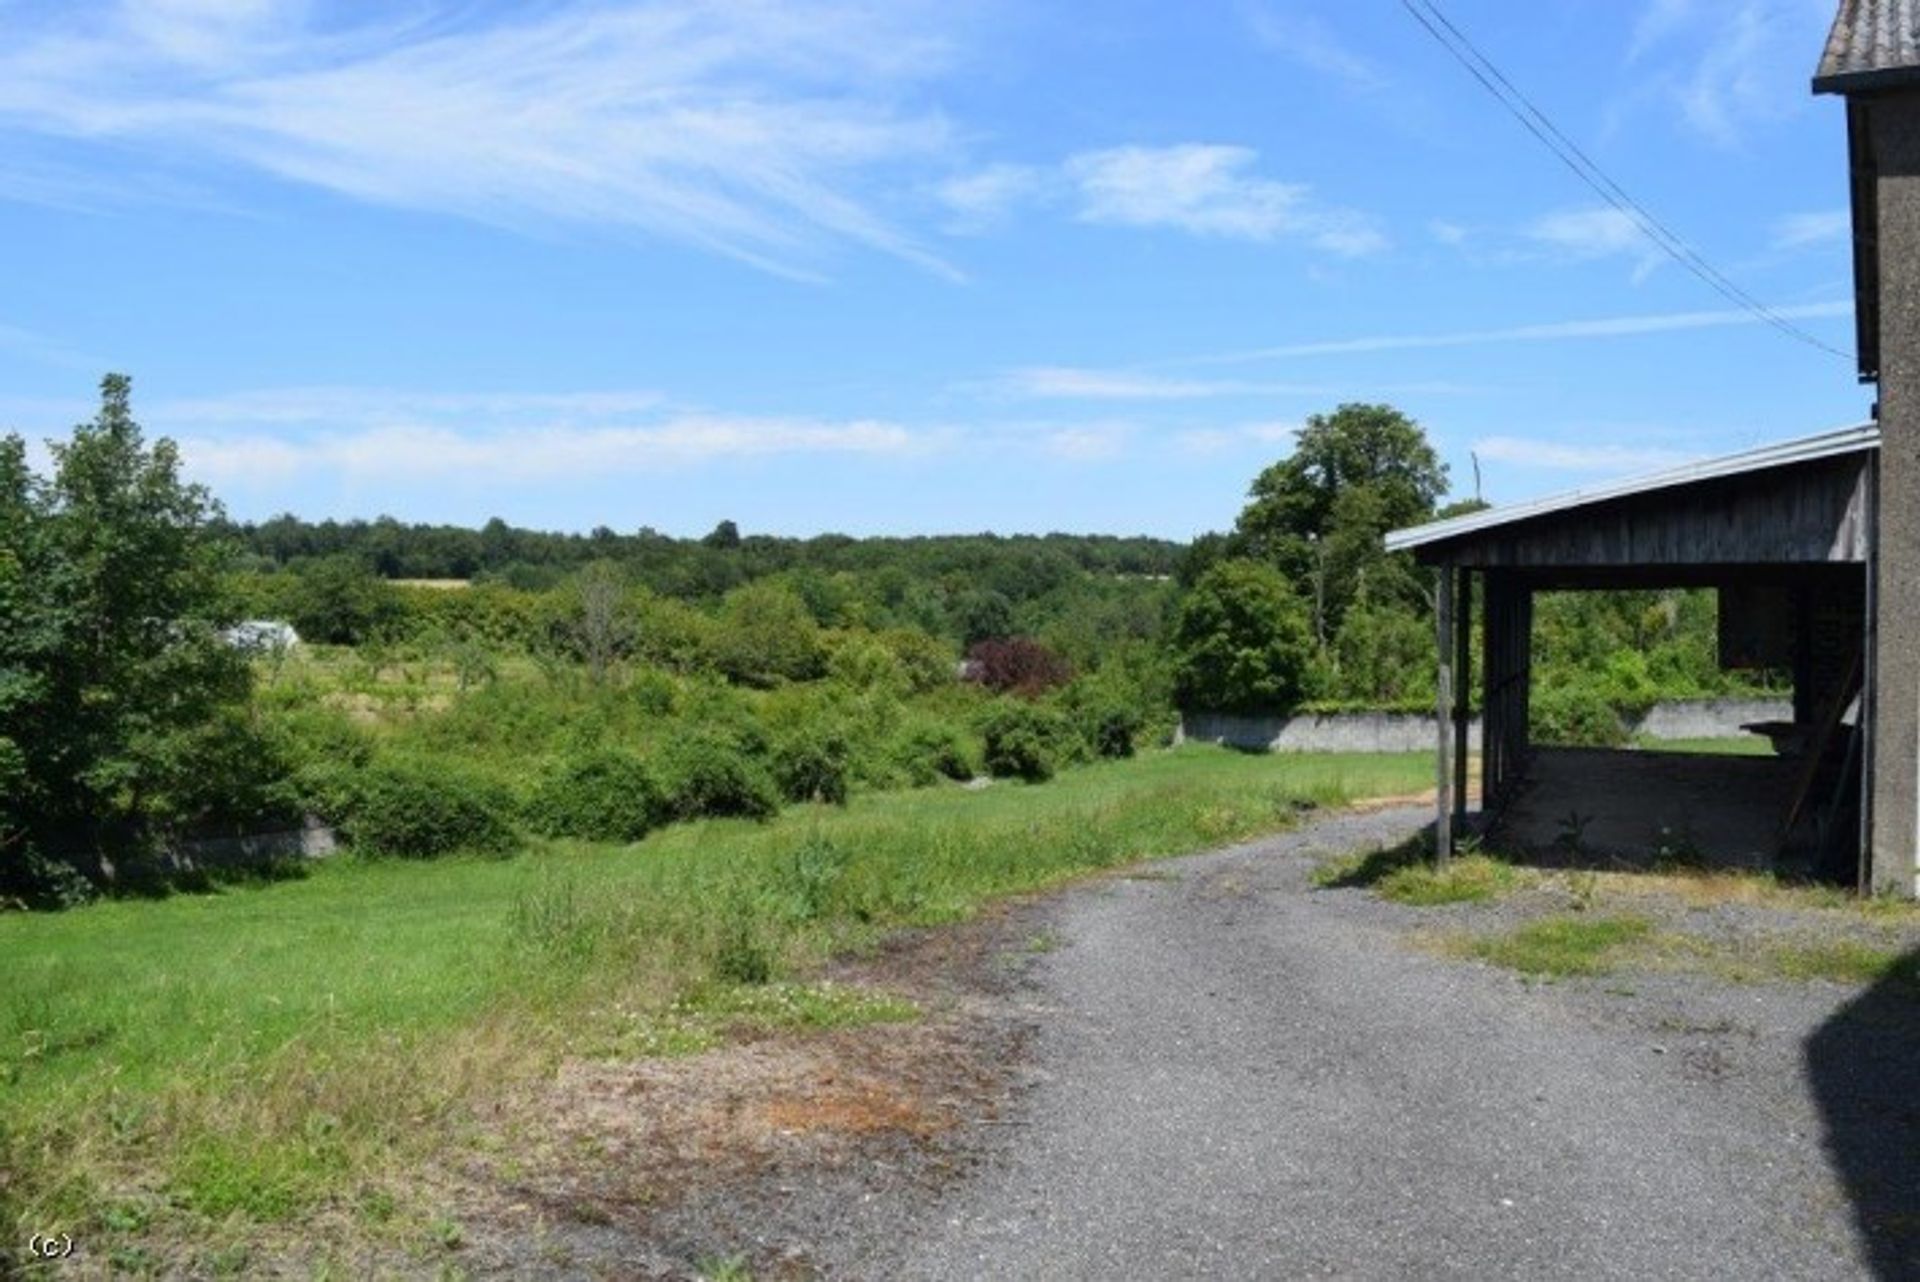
[675,681,772,757]
[890,720,979,786]
[324,758,519,858]
[770,727,851,806]
[771,833,850,922]
[710,582,826,687]
[1331,603,1434,705]
[965,636,1073,697]
[139,707,304,834]
[980,701,1073,782]
[878,627,958,694]
[825,632,909,695]
[523,749,665,842]
[659,736,783,821]
[710,890,777,984]
[2,847,99,910]
[626,666,677,716]
[1532,681,1627,748]
[289,555,404,645]
[1080,702,1142,759]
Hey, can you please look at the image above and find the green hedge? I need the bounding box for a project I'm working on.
[322,758,519,858]
[522,750,666,842]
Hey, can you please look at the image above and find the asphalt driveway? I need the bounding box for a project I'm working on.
[843,806,1911,1281]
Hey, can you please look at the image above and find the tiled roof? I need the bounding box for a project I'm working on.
[1815,0,1920,93]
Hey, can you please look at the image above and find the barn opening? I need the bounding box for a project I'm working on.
[1387,427,1875,886]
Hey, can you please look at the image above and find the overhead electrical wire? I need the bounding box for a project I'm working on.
[1398,0,1855,363]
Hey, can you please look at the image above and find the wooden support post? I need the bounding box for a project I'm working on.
[1454,568,1473,826]
[1483,579,1501,808]
[1436,566,1455,867]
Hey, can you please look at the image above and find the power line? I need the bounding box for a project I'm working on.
[1398,0,1854,363]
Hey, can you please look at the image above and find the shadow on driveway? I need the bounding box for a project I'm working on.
[1804,947,1920,1279]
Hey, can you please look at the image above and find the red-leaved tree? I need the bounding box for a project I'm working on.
[964,636,1073,698]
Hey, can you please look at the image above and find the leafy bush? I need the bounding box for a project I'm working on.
[770,727,851,806]
[675,680,772,757]
[965,636,1073,697]
[1331,603,1434,705]
[825,632,907,693]
[626,666,677,716]
[138,707,304,834]
[1170,560,1315,715]
[324,758,519,858]
[889,720,979,786]
[632,594,718,674]
[1080,702,1142,759]
[878,628,958,694]
[288,555,404,645]
[659,736,783,821]
[2,847,99,910]
[979,701,1073,782]
[1532,681,1627,748]
[523,749,665,842]
[710,582,826,687]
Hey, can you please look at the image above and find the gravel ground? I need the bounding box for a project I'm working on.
[463,803,1918,1280]
[819,806,1918,1281]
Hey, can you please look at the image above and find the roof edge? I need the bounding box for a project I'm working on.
[1814,66,1920,94]
[1384,424,1880,555]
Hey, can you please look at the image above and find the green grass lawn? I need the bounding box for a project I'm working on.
[0,747,1429,1265]
[1631,735,1774,756]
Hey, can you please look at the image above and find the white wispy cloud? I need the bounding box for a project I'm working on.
[931,143,1384,254]
[0,1,966,280]
[181,418,936,487]
[1241,5,1387,94]
[1526,207,1664,281]
[1039,425,1132,460]
[1065,145,1388,255]
[1170,300,1852,366]
[1672,1,1775,147]
[0,320,103,372]
[996,367,1486,402]
[1003,368,1324,401]
[933,163,1051,234]
[1473,435,1700,472]
[1624,0,1818,148]
[135,385,947,487]
[150,388,672,427]
[1628,0,1698,63]
[1173,421,1303,455]
[1771,208,1850,251]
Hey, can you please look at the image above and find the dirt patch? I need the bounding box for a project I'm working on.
[453,901,1050,1279]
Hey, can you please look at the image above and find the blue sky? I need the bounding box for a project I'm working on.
[0,0,1867,538]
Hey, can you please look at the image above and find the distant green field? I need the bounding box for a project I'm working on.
[1633,735,1775,757]
[0,746,1429,1267]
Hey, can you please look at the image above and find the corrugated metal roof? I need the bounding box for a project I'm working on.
[1384,424,1879,554]
[1815,0,1920,93]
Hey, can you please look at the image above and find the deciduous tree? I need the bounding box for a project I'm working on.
[1169,560,1315,714]
[1,376,252,897]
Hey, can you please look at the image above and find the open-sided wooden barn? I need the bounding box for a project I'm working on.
[1388,427,1876,883]
[1388,0,1920,896]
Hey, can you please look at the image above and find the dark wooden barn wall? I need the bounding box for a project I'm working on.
[1480,571,1531,813]
[1420,457,1869,570]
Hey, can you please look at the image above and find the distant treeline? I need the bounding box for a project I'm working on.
[217,514,1184,597]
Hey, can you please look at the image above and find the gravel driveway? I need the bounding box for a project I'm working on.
[827,806,1915,1281]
